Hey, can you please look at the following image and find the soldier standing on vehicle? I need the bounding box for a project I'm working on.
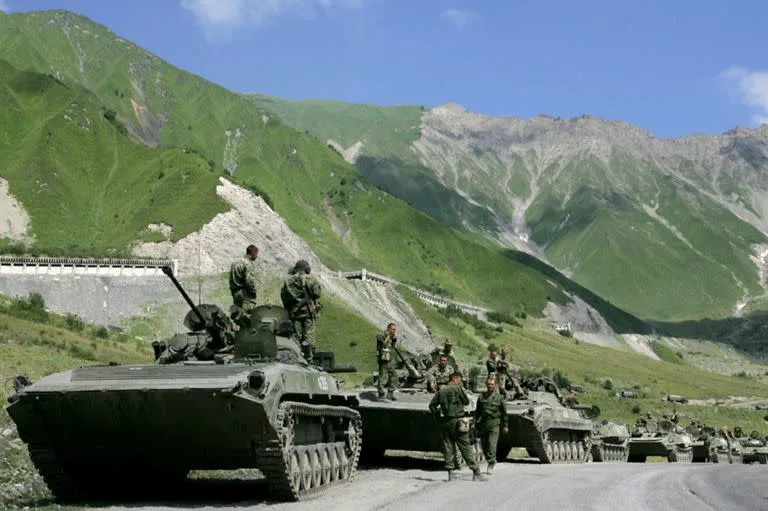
[427,354,455,393]
[429,372,485,482]
[229,245,259,323]
[475,376,508,473]
[280,259,321,363]
[376,323,399,400]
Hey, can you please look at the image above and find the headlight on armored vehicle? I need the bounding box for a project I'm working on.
[249,371,265,391]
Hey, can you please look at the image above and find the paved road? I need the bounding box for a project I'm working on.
[101,458,768,511]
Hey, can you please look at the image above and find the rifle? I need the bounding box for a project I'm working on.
[295,274,322,318]
[393,345,422,381]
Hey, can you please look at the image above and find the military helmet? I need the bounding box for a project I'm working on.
[291,259,311,274]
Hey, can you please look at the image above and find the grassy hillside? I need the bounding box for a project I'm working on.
[244,94,768,324]
[0,10,644,324]
[401,290,768,432]
[0,58,228,255]
[246,94,501,235]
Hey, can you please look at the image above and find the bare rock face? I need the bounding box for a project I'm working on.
[0,178,32,243]
[132,177,432,351]
[414,105,768,240]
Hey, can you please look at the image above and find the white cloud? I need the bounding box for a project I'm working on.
[181,0,366,40]
[721,67,768,126]
[0,1,9,13]
[440,8,475,29]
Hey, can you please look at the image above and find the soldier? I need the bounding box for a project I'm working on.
[429,372,485,482]
[497,346,511,393]
[229,244,259,323]
[376,323,399,400]
[485,348,500,377]
[427,354,455,393]
[475,376,508,473]
[442,339,460,375]
[280,259,321,363]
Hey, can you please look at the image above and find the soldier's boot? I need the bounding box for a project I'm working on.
[387,391,397,401]
[447,470,454,482]
[486,462,495,474]
[472,469,487,482]
[301,342,313,363]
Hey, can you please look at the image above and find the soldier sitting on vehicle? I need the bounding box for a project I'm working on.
[427,354,455,393]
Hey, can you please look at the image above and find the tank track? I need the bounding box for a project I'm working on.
[592,443,629,462]
[667,446,693,463]
[530,430,591,464]
[254,401,362,501]
[27,444,78,501]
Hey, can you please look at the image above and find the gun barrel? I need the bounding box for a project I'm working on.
[326,364,357,373]
[161,265,207,327]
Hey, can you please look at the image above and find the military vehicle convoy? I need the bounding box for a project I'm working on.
[495,378,593,463]
[590,420,630,462]
[627,416,693,463]
[733,428,767,464]
[6,267,362,502]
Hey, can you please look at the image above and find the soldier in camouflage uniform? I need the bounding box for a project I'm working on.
[429,372,485,481]
[229,245,259,324]
[427,354,454,393]
[475,376,508,473]
[376,323,399,400]
[280,259,322,363]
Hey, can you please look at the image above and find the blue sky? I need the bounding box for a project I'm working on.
[2,0,767,137]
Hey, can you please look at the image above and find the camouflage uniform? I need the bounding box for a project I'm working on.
[475,388,507,466]
[281,272,321,359]
[229,256,259,315]
[426,364,455,392]
[376,331,398,398]
[429,383,479,472]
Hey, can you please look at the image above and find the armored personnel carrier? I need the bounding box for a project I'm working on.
[353,348,478,461]
[590,420,630,462]
[495,377,593,463]
[734,428,767,464]
[627,416,693,463]
[708,431,742,464]
[6,266,361,502]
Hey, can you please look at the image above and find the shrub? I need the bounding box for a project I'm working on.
[64,314,85,332]
[602,378,614,391]
[631,404,642,414]
[92,326,110,339]
[553,371,571,390]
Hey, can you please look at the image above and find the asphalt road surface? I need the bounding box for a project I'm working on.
[97,457,767,511]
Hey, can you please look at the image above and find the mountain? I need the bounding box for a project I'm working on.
[244,97,768,322]
[0,10,651,334]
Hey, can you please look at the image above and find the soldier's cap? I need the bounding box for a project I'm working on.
[291,259,311,274]
[444,339,453,346]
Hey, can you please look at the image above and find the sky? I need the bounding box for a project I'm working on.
[1,0,767,137]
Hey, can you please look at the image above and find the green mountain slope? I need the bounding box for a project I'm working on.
[0,58,227,254]
[0,10,645,326]
[246,94,502,234]
[243,94,768,323]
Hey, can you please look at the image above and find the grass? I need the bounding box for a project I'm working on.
[0,310,151,403]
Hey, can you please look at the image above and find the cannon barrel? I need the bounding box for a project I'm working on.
[161,265,207,328]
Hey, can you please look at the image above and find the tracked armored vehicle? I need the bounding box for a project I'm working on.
[495,378,593,463]
[627,416,693,463]
[353,348,477,461]
[734,428,766,464]
[6,266,361,502]
[590,420,630,462]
